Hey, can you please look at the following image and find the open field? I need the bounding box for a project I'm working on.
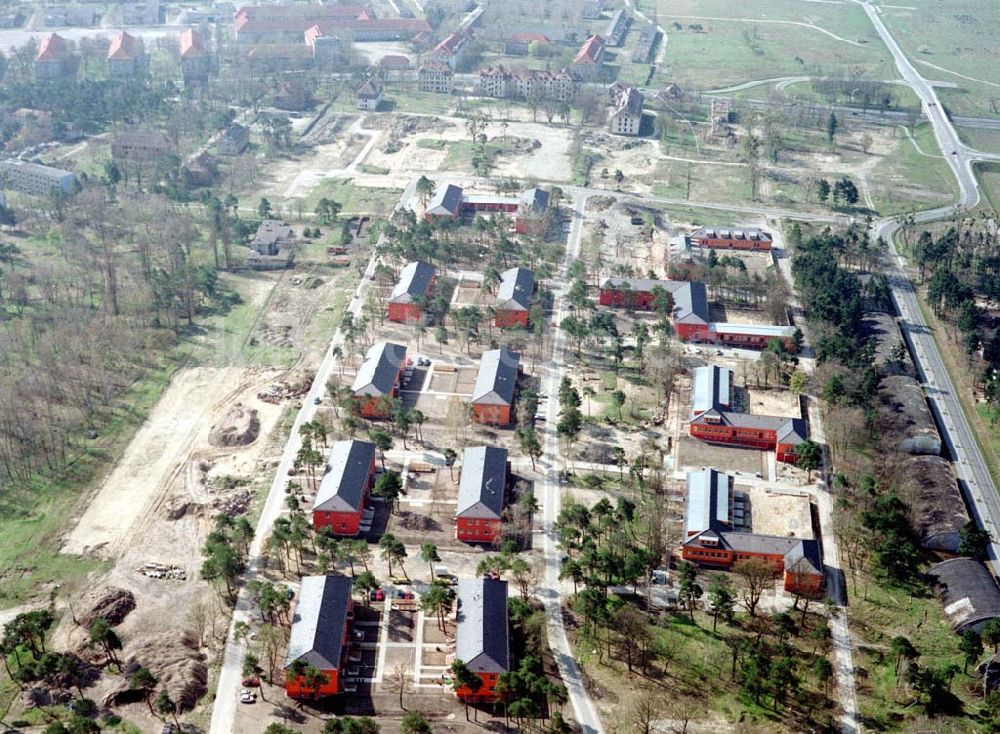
[649,0,898,89]
[878,0,1000,118]
[957,126,1000,156]
[60,365,283,558]
[977,162,1000,216]
[866,123,959,215]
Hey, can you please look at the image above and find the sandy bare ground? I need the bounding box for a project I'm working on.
[486,120,575,181]
[61,366,283,559]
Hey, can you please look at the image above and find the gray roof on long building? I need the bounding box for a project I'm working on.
[684,469,731,536]
[352,342,406,397]
[390,261,436,304]
[496,267,534,312]
[0,158,74,181]
[601,276,670,293]
[685,529,822,574]
[455,578,509,674]
[457,446,508,519]
[313,439,375,513]
[691,410,807,444]
[285,575,353,670]
[600,277,709,324]
[691,364,732,416]
[929,558,1000,632]
[472,348,519,405]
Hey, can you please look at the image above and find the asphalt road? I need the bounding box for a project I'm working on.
[852,0,1000,573]
[537,189,605,734]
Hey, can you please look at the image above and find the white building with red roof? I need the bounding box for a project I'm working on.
[572,34,605,80]
[107,31,146,79]
[35,33,74,81]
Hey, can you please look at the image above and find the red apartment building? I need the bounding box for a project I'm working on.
[388,261,436,323]
[689,363,806,462]
[598,276,796,350]
[690,227,773,251]
[352,342,406,418]
[681,469,823,597]
[456,446,508,543]
[572,34,605,80]
[453,578,510,702]
[285,575,355,698]
[495,267,534,328]
[424,184,550,234]
[312,439,376,536]
[689,409,806,463]
[470,349,520,426]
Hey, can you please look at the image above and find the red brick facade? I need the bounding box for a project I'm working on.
[494,308,529,328]
[681,542,821,598]
[688,420,801,463]
[312,455,375,536]
[471,402,512,426]
[456,516,502,544]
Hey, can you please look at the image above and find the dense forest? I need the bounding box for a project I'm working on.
[908,219,1000,416]
[0,191,239,507]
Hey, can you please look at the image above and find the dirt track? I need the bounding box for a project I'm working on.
[61,366,283,559]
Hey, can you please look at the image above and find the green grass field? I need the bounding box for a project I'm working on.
[648,0,896,90]
[850,576,986,732]
[305,178,402,216]
[977,162,1000,216]
[957,126,1000,155]
[877,0,1000,118]
[865,123,959,215]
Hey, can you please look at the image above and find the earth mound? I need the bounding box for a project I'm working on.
[208,403,260,448]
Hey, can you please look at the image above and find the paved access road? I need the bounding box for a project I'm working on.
[536,190,605,734]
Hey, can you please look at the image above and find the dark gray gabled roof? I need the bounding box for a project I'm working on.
[285,575,353,670]
[352,342,406,397]
[455,578,509,674]
[496,267,534,312]
[783,539,823,576]
[517,188,550,215]
[390,261,436,304]
[471,348,519,406]
[357,79,382,98]
[313,439,375,513]
[426,183,464,216]
[457,446,508,519]
[669,281,709,325]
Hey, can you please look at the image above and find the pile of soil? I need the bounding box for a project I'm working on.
[79,586,136,628]
[208,403,260,448]
[111,630,207,712]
